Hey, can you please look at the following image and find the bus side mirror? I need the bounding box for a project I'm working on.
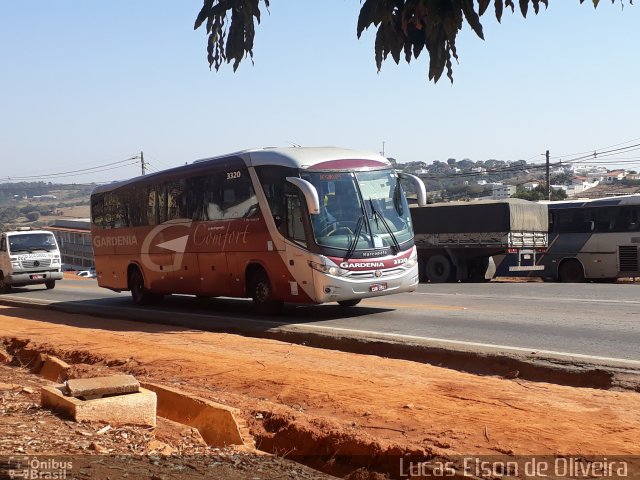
[285,177,320,215]
[398,173,427,207]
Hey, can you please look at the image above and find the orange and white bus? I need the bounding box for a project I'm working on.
[90,147,426,311]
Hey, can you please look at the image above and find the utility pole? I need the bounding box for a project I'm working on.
[381,141,386,157]
[140,151,146,175]
[546,149,550,201]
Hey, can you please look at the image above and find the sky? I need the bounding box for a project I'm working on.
[1,1,639,183]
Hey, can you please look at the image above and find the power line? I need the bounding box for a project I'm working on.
[548,136,640,161]
[0,160,139,182]
[553,143,640,164]
[1,157,139,182]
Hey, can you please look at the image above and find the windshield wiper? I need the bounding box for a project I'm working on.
[345,214,365,259]
[369,199,400,253]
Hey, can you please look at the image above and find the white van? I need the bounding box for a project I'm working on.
[0,229,63,291]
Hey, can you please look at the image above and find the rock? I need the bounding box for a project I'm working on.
[89,442,107,453]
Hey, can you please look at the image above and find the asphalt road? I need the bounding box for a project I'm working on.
[2,278,639,362]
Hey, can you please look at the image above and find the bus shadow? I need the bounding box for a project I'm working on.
[0,292,395,338]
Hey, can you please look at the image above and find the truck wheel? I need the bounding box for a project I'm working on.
[558,259,585,283]
[0,273,11,293]
[337,299,362,307]
[45,280,56,290]
[249,269,283,314]
[129,267,162,305]
[425,255,454,283]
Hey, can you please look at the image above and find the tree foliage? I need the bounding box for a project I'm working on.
[194,0,631,82]
[512,184,567,201]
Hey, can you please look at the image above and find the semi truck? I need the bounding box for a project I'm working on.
[410,199,548,282]
[0,228,63,291]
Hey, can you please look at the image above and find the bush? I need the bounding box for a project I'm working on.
[26,211,40,222]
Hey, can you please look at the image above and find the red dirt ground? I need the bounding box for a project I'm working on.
[1,305,639,477]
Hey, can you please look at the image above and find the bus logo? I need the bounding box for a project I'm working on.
[140,220,192,273]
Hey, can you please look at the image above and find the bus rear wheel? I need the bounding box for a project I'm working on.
[249,270,283,314]
[129,268,162,305]
[558,259,585,283]
[337,299,362,307]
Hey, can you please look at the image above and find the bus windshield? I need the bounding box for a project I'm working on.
[8,233,57,253]
[301,169,413,251]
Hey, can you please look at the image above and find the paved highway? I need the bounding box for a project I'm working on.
[1,278,639,362]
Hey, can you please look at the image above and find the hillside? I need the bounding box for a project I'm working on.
[0,182,93,230]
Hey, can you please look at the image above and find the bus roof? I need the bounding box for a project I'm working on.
[93,147,391,195]
[546,193,640,209]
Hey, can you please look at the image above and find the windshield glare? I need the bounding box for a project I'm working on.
[301,169,413,251]
[8,233,57,253]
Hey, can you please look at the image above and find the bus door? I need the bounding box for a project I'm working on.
[282,191,315,301]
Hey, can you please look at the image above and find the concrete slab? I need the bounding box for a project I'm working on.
[38,354,71,382]
[142,382,254,448]
[66,374,139,398]
[41,385,156,427]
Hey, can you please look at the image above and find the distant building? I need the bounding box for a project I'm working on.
[46,218,94,270]
[522,182,539,191]
[492,185,516,199]
[31,194,57,200]
[605,170,626,184]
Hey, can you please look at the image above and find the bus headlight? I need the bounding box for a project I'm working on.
[308,261,349,277]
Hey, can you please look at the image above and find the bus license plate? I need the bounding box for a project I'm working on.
[369,282,387,292]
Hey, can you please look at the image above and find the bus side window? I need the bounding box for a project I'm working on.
[631,207,640,231]
[166,180,188,221]
[613,206,637,232]
[555,209,576,233]
[593,207,611,232]
[91,194,105,228]
[125,187,150,226]
[255,165,298,231]
[104,192,125,229]
[147,189,159,226]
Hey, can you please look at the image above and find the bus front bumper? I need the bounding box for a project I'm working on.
[6,271,63,286]
[312,264,420,304]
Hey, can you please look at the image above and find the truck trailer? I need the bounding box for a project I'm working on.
[410,199,548,282]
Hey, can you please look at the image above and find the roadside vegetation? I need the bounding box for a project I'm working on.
[0,182,93,230]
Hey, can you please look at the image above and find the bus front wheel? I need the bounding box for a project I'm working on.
[249,270,283,314]
[0,273,11,293]
[558,259,585,283]
[129,268,162,305]
[338,299,362,307]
